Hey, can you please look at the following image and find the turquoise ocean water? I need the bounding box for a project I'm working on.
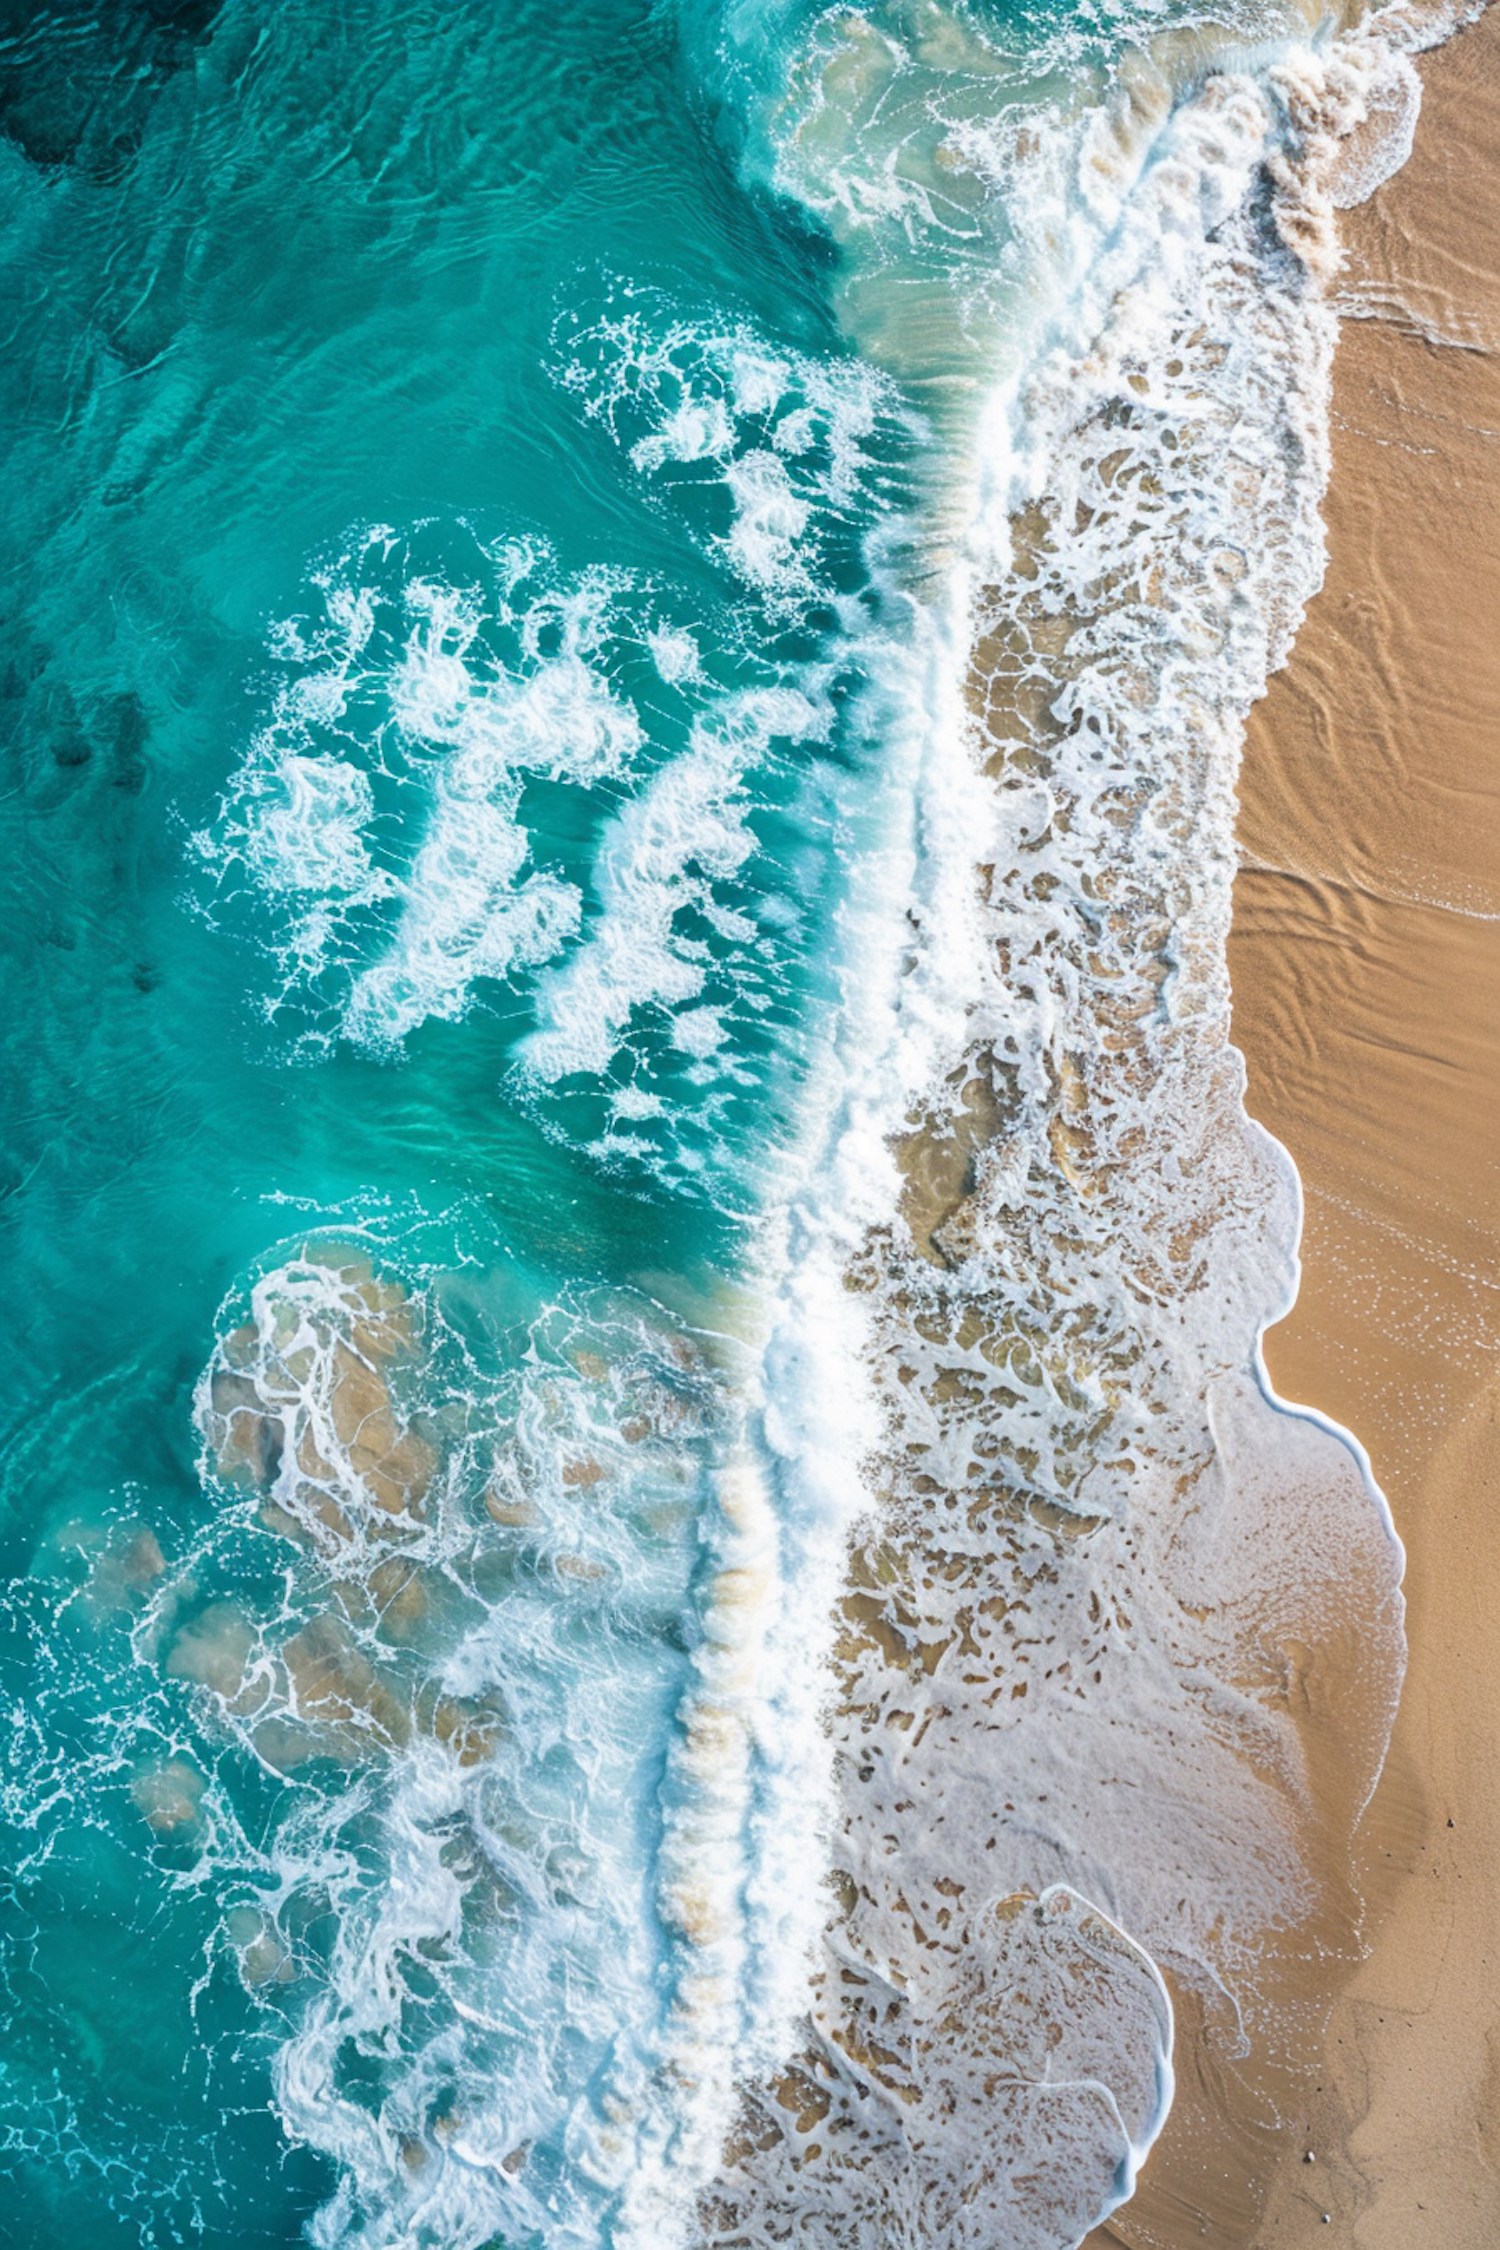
[0,2,1433,2245]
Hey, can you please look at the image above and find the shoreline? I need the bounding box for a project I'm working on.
[710,15,1492,2242]
[1086,6,1500,2243]
[1230,6,1500,2240]
[760,25,1421,2250]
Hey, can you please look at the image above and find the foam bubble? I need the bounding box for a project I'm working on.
[648,623,704,686]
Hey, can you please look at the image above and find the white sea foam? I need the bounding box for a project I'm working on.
[648,622,705,686]
[333,562,650,1049]
[163,1240,775,2250]
[197,536,655,1052]
[520,685,826,1091]
[201,507,875,1200]
[552,290,902,609]
[179,7,1468,2245]
[685,6,1455,2245]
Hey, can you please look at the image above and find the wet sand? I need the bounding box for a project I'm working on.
[1164,7,1500,2243]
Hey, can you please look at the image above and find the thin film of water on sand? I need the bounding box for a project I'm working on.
[697,12,1468,2244]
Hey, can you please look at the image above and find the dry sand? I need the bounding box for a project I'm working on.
[1102,7,1500,2245]
[1235,8,1500,2239]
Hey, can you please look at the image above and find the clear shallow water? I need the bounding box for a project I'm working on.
[0,2,1431,2246]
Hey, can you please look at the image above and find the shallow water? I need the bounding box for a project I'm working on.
[0,2,1438,2245]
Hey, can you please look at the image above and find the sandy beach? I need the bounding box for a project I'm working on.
[10,5,1494,2244]
[1236,7,1500,2238]
[1100,7,1500,2243]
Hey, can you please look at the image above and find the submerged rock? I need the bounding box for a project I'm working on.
[164,1601,263,1709]
[130,1756,205,1835]
[225,1904,296,1988]
[164,1600,500,1773]
[279,1614,413,1756]
[198,1248,436,1553]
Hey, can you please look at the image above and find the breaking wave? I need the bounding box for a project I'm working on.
[24,3,1467,2245]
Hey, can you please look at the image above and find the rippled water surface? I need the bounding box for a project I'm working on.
[0,2,1425,2244]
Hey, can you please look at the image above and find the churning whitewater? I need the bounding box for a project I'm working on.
[0,1,1461,2245]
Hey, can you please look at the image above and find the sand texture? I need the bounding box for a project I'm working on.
[1227,7,1500,2243]
[1086,9,1500,2244]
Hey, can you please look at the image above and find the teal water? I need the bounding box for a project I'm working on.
[0,5,936,2240]
[0,1,1420,2246]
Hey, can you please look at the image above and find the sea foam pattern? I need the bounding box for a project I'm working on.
[691,7,1447,2245]
[194,531,638,1047]
[155,1237,755,2250]
[196,307,917,1202]
[551,290,906,607]
[160,5,1452,2247]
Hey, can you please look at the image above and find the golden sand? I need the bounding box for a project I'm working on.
[1098,9,1500,2244]
[1236,9,1500,2239]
